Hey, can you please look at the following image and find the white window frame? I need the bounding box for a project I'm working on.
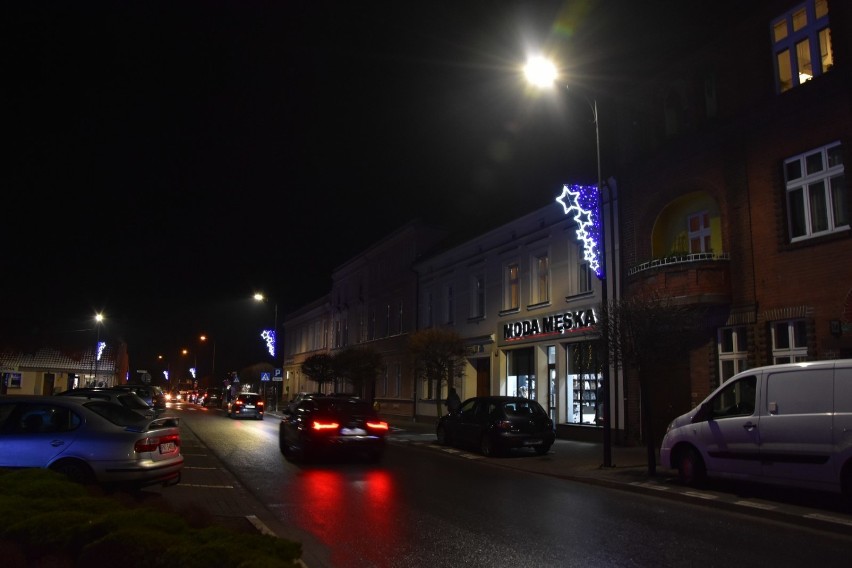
[504,262,520,311]
[469,273,485,319]
[530,252,550,305]
[785,141,847,241]
[688,211,712,253]
[717,326,748,382]
[771,319,809,364]
[771,0,832,93]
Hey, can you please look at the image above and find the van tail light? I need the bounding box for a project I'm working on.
[366,420,389,432]
[135,434,180,453]
[312,420,340,431]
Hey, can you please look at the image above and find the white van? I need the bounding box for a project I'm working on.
[659,359,852,498]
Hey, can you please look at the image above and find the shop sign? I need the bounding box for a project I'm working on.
[503,308,597,341]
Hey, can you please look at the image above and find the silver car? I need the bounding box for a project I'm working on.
[56,387,161,419]
[0,395,183,487]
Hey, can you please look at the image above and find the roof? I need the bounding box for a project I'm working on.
[0,346,116,374]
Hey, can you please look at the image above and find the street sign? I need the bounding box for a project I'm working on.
[261,372,271,382]
[141,373,152,384]
[273,368,283,382]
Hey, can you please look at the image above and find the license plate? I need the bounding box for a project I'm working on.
[341,427,367,436]
[245,404,255,408]
[523,439,542,446]
[159,442,176,453]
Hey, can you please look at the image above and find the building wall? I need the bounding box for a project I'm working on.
[618,0,852,443]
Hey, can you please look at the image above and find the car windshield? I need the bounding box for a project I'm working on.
[84,400,150,427]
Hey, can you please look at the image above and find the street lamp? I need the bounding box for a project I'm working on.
[92,313,105,388]
[525,55,613,468]
[200,334,216,384]
[254,292,279,409]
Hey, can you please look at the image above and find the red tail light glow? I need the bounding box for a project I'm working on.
[312,420,340,431]
[366,421,389,431]
[135,434,180,453]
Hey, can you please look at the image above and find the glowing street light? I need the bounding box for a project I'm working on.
[524,55,613,467]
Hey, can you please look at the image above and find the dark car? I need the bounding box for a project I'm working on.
[112,384,166,410]
[279,396,389,462]
[227,392,264,419]
[198,387,223,408]
[56,387,161,419]
[0,395,183,487]
[436,396,555,457]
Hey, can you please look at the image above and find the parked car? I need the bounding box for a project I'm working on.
[198,387,223,408]
[660,359,852,498]
[0,395,183,487]
[436,396,555,457]
[112,384,166,410]
[279,396,389,462]
[285,391,324,415]
[227,393,264,419]
[56,388,161,419]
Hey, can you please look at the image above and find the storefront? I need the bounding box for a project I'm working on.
[499,305,619,442]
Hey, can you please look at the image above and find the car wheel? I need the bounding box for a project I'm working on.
[50,460,95,485]
[534,444,551,456]
[480,434,497,457]
[677,446,707,487]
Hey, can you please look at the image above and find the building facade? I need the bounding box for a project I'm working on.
[414,199,621,441]
[615,0,852,443]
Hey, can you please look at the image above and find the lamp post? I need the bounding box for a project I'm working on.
[525,56,613,467]
[200,334,216,385]
[92,313,104,388]
[254,293,279,410]
[158,354,170,388]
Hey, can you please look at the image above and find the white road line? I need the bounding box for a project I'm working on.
[683,491,719,500]
[804,513,852,527]
[734,500,778,510]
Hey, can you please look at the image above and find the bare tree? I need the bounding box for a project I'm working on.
[599,291,710,475]
[300,353,336,392]
[333,346,383,399]
[408,327,467,418]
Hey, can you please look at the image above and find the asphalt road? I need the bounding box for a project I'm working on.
[146,402,852,568]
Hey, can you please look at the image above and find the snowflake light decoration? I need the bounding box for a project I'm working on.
[96,341,106,362]
[261,329,276,358]
[555,183,604,278]
[190,367,197,379]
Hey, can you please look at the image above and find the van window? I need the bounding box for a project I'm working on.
[710,375,756,418]
[766,369,832,414]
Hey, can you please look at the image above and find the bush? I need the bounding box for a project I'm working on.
[0,469,302,567]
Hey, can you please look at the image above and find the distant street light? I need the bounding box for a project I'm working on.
[254,292,280,410]
[200,334,216,384]
[92,313,105,388]
[524,55,613,468]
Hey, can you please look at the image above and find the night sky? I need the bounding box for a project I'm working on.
[2,1,723,376]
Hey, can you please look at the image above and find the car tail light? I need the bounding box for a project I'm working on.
[366,420,389,431]
[234,400,244,406]
[135,434,180,453]
[311,420,339,431]
[257,400,264,407]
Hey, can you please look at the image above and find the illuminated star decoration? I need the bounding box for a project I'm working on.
[190,367,197,379]
[96,341,106,362]
[163,370,169,382]
[555,184,604,278]
[261,329,276,358]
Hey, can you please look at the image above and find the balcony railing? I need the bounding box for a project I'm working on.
[627,252,730,277]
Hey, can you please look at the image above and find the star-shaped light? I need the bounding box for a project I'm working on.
[555,184,604,278]
[261,329,276,358]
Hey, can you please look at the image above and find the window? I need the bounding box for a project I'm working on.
[504,263,520,311]
[444,284,454,324]
[772,0,832,93]
[577,244,592,294]
[688,211,711,253]
[771,319,808,363]
[710,375,757,419]
[718,326,748,381]
[470,273,485,319]
[531,254,550,305]
[785,142,847,241]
